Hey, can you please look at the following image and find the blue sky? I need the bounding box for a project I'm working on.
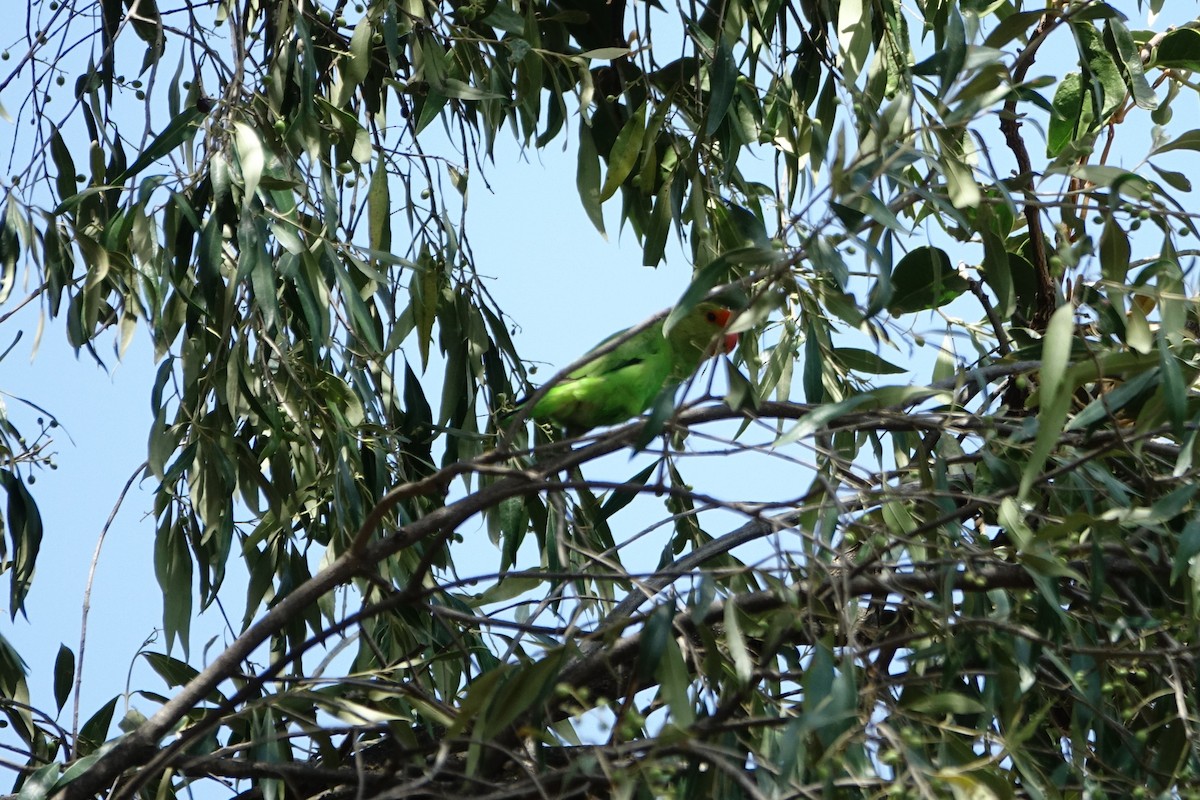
[1,0,1197,781]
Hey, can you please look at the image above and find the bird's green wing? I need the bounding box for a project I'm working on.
[558,324,666,379]
[522,303,733,433]
[530,325,675,431]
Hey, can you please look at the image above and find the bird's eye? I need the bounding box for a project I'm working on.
[706,311,718,322]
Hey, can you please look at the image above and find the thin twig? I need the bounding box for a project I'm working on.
[71,462,146,756]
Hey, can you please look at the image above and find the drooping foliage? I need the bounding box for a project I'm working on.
[3,0,1200,797]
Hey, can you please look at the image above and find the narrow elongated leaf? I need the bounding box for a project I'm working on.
[1,470,43,618]
[53,645,74,713]
[706,41,736,136]
[49,126,78,204]
[1158,333,1186,435]
[1105,18,1157,110]
[1048,72,1085,157]
[1074,21,1125,120]
[112,106,203,183]
[367,155,391,255]
[1018,305,1076,501]
[1039,303,1075,408]
[233,121,264,207]
[576,123,605,235]
[1099,217,1130,284]
[599,102,646,201]
[1152,129,1200,155]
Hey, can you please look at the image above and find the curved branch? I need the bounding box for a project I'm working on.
[999,10,1062,331]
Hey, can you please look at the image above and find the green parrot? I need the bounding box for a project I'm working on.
[524,302,739,433]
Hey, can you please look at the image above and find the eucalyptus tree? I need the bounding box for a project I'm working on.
[3,0,1200,797]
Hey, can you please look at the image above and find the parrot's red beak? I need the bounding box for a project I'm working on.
[707,307,738,355]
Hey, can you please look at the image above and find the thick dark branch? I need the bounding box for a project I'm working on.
[999,11,1061,331]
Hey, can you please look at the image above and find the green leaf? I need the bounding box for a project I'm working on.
[654,623,695,726]
[0,203,18,306]
[1,469,43,618]
[367,155,391,256]
[724,359,758,411]
[1158,333,1186,435]
[638,603,673,684]
[599,463,657,518]
[1173,516,1200,582]
[905,692,985,716]
[643,180,671,266]
[1018,304,1075,501]
[53,644,75,712]
[775,394,874,447]
[345,17,373,88]
[706,40,736,136]
[1099,217,1130,284]
[887,246,967,315]
[1074,21,1125,120]
[723,601,753,685]
[1047,72,1084,157]
[112,106,204,184]
[411,249,440,369]
[49,126,78,204]
[153,515,192,656]
[665,245,777,335]
[599,101,646,202]
[576,123,605,236]
[76,696,118,754]
[802,317,823,402]
[1154,28,1200,71]
[833,347,906,376]
[233,121,264,208]
[1065,367,1159,431]
[1104,18,1157,110]
[1039,303,1075,415]
[1152,129,1200,155]
[16,762,59,800]
[576,47,632,60]
[836,0,870,86]
[938,5,966,92]
[1149,162,1191,193]
[1125,300,1152,355]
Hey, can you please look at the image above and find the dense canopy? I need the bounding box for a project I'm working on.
[3,1,1200,798]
